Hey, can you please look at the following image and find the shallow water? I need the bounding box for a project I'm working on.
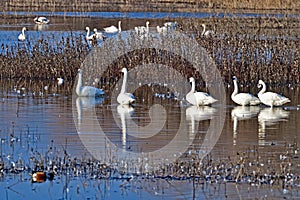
[1,85,300,199]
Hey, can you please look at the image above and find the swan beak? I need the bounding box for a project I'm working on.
[257,84,261,88]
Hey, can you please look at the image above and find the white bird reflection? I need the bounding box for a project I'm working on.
[117,104,134,148]
[231,106,260,145]
[258,107,289,145]
[76,96,104,125]
[186,106,217,138]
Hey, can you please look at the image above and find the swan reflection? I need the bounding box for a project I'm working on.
[76,96,104,125]
[258,107,289,145]
[231,106,260,133]
[117,105,134,148]
[186,106,217,137]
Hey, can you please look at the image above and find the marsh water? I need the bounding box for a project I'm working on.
[0,12,300,199]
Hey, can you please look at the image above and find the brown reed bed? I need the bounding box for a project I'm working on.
[0,16,299,97]
[1,0,300,13]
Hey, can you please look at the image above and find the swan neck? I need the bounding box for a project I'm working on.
[86,28,90,37]
[258,82,266,96]
[232,80,238,96]
[190,80,195,93]
[76,72,82,94]
[118,22,121,32]
[201,25,206,35]
[121,71,127,94]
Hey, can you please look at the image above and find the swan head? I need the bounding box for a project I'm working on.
[201,24,206,28]
[257,80,264,88]
[93,28,97,32]
[146,21,150,25]
[121,68,127,73]
[78,69,83,74]
[233,76,237,81]
[118,21,122,25]
[85,27,90,31]
[189,77,195,82]
[22,27,27,31]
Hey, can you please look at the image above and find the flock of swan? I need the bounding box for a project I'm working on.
[75,68,291,108]
[17,17,180,42]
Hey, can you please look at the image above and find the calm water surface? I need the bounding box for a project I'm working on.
[0,85,300,199]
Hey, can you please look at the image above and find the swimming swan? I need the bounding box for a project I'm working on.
[76,69,104,97]
[104,21,121,34]
[231,76,260,106]
[257,80,290,107]
[18,27,27,41]
[186,77,217,106]
[34,17,49,25]
[117,68,135,105]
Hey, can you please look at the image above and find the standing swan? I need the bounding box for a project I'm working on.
[18,27,27,41]
[135,21,150,35]
[76,69,104,97]
[201,24,214,36]
[231,76,260,106]
[85,27,94,40]
[257,80,290,107]
[186,77,217,106]
[117,68,135,105]
[104,21,121,34]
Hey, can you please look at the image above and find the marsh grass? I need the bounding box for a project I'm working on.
[0,16,299,97]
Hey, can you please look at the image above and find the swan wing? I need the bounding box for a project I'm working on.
[232,93,260,106]
[194,92,217,106]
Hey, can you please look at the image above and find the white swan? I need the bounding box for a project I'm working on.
[257,80,290,107]
[164,21,178,29]
[117,68,135,105]
[93,28,104,40]
[156,25,168,34]
[231,76,260,106]
[76,69,104,97]
[104,21,121,34]
[34,17,49,25]
[57,77,64,85]
[201,24,214,36]
[85,27,94,40]
[18,27,26,41]
[135,21,150,35]
[186,77,217,106]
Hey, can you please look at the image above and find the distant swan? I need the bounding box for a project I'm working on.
[201,24,214,36]
[85,27,94,40]
[164,21,178,29]
[186,77,217,106]
[76,69,104,97]
[34,17,49,25]
[117,68,135,105]
[231,76,260,106]
[18,27,26,41]
[104,21,121,34]
[157,25,168,34]
[93,28,104,40]
[257,80,290,107]
[135,21,150,35]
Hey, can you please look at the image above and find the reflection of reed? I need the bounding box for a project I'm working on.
[258,107,289,145]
